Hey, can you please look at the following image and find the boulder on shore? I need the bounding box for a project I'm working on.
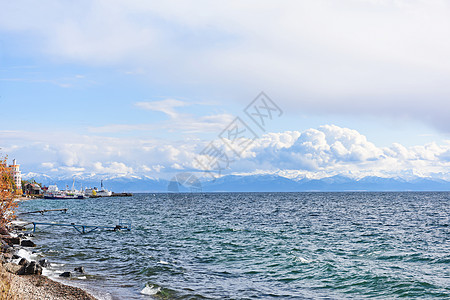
[1,235,21,246]
[19,258,29,266]
[18,261,43,275]
[20,239,36,247]
[3,262,22,274]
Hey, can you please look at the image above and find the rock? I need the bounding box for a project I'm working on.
[1,244,14,254]
[59,271,71,278]
[3,262,22,274]
[39,258,50,268]
[74,266,85,273]
[19,258,29,266]
[0,225,9,235]
[20,239,36,247]
[12,254,20,259]
[1,236,21,246]
[35,263,43,275]
[18,261,42,275]
[2,252,12,260]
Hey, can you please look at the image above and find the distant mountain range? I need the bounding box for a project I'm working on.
[23,173,450,192]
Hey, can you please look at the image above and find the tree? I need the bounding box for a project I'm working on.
[0,155,17,227]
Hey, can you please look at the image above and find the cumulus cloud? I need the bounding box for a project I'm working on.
[2,125,450,181]
[193,124,450,180]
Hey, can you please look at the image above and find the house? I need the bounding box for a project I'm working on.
[23,183,42,195]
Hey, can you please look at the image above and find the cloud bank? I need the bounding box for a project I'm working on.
[3,125,449,181]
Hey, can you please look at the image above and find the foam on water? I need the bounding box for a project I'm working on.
[294,256,310,264]
[15,248,33,261]
[140,284,161,296]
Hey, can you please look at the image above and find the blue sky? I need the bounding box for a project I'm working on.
[1,1,450,181]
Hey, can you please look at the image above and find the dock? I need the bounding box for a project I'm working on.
[18,209,68,215]
[30,219,131,234]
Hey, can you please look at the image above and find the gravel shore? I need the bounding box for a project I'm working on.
[1,211,98,300]
[1,263,96,300]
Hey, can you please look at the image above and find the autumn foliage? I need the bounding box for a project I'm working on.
[0,155,17,227]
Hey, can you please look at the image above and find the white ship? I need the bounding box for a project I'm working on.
[85,180,112,197]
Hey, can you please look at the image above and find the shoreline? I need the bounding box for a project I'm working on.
[1,197,98,300]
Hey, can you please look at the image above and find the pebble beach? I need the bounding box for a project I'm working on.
[1,197,97,300]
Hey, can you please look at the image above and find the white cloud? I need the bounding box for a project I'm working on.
[135,99,188,118]
[2,126,450,181]
[90,99,234,134]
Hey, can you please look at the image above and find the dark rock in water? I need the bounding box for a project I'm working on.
[59,271,71,278]
[18,261,42,275]
[12,254,20,260]
[39,258,50,268]
[20,240,36,247]
[74,266,85,273]
[19,258,29,266]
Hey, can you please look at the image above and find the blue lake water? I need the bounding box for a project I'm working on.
[18,192,450,299]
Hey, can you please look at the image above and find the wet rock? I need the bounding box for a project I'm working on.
[18,261,42,275]
[59,271,71,278]
[1,236,21,245]
[39,258,50,268]
[74,266,85,273]
[20,239,36,247]
[12,254,20,259]
[19,258,29,266]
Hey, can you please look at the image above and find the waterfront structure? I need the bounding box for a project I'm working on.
[23,182,42,195]
[8,159,22,195]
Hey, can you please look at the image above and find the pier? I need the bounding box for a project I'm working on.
[18,208,68,215]
[30,219,131,234]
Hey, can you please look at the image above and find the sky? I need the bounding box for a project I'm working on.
[0,0,450,182]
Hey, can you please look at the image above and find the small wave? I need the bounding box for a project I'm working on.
[294,256,310,263]
[140,284,161,296]
[158,260,170,265]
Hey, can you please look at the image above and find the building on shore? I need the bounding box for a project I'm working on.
[23,182,42,195]
[8,159,22,195]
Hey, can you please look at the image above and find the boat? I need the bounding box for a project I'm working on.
[85,180,112,197]
[44,182,87,199]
